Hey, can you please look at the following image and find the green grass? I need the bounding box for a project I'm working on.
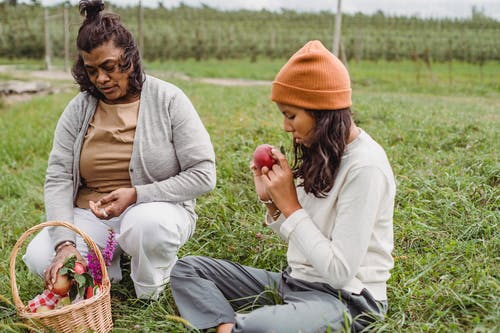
[146,58,284,81]
[146,58,500,97]
[0,58,49,71]
[0,59,499,332]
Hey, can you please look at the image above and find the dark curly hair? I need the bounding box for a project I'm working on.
[72,0,144,99]
[291,108,352,198]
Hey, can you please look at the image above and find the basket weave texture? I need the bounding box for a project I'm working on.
[10,221,113,333]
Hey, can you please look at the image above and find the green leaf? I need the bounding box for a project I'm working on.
[84,273,95,287]
[59,267,68,275]
[74,274,86,287]
[78,285,85,298]
[63,254,77,269]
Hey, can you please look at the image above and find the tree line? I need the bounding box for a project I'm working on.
[0,2,498,64]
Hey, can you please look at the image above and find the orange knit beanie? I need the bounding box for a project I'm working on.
[271,40,351,110]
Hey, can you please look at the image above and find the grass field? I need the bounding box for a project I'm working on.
[0,59,499,332]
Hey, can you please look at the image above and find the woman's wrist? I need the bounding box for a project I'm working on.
[259,199,281,220]
[130,186,138,204]
[54,240,76,253]
[279,199,303,218]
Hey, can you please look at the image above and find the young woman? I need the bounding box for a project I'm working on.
[22,0,216,300]
[170,40,395,332]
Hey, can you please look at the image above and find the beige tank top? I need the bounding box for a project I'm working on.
[75,99,140,208]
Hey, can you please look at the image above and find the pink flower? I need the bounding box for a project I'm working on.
[87,228,117,284]
[87,249,102,283]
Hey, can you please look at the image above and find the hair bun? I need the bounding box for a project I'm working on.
[79,0,105,18]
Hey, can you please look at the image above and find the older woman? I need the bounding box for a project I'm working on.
[23,0,216,300]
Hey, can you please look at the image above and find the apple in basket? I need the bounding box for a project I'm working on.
[52,273,72,296]
[54,255,93,299]
[35,305,54,313]
[55,296,71,309]
[85,284,102,299]
[74,262,86,275]
[253,144,277,169]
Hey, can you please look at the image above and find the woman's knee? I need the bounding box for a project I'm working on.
[122,203,190,237]
[22,229,53,276]
[171,255,203,279]
[119,202,191,252]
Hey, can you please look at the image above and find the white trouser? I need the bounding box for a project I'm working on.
[23,202,193,299]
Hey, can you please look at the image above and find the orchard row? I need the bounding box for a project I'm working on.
[0,3,498,63]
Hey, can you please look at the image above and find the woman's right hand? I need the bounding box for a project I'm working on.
[44,244,86,291]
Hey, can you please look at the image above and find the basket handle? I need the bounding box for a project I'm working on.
[9,220,110,311]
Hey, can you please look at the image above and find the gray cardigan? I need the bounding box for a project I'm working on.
[45,75,216,246]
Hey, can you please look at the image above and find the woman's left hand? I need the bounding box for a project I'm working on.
[89,187,137,219]
[259,148,302,217]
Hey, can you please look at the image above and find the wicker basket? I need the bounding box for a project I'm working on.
[9,221,113,333]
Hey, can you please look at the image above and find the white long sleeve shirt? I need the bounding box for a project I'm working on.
[267,129,395,301]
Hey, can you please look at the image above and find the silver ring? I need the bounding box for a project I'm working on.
[101,208,108,218]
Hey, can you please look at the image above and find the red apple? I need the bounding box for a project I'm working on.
[253,144,276,169]
[74,262,86,275]
[85,284,101,299]
[52,273,71,296]
[85,286,93,299]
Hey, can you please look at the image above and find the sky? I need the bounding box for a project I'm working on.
[19,0,500,20]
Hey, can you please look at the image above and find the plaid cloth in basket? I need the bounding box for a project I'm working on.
[28,289,62,312]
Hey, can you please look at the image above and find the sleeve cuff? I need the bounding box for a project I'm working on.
[279,209,309,240]
[48,226,76,250]
[262,211,285,240]
[134,184,151,203]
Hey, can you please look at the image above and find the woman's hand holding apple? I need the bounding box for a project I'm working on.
[253,144,277,170]
[256,148,302,218]
[251,144,280,202]
[44,245,85,293]
[29,252,93,312]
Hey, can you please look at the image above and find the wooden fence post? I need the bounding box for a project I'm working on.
[447,38,453,85]
[64,5,70,72]
[138,0,144,57]
[44,8,52,70]
[270,29,276,51]
[332,0,342,57]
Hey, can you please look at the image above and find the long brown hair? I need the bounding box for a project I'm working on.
[71,0,144,99]
[291,108,352,198]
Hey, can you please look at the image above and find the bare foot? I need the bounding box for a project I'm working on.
[216,323,234,333]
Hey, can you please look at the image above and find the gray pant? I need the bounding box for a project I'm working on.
[170,256,387,333]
